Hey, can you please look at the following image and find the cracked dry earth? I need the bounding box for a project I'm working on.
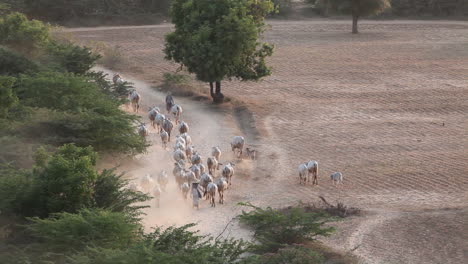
[66,20,468,263]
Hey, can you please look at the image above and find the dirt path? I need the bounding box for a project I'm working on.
[68,20,468,263]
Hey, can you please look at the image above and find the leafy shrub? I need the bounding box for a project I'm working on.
[26,208,142,251]
[17,72,105,112]
[0,76,18,118]
[33,144,98,216]
[0,46,39,76]
[68,223,250,264]
[0,164,37,217]
[271,0,293,17]
[94,169,150,221]
[239,203,335,253]
[47,109,147,153]
[245,246,324,264]
[0,12,49,54]
[46,41,101,75]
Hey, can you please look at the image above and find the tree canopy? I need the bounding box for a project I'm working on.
[321,0,391,33]
[164,0,275,102]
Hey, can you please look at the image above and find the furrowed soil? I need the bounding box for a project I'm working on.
[65,20,468,263]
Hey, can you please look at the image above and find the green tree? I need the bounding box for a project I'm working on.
[0,76,18,118]
[331,0,391,34]
[0,12,49,54]
[27,208,142,251]
[46,41,101,75]
[239,203,335,253]
[164,0,275,103]
[0,46,39,76]
[35,144,98,216]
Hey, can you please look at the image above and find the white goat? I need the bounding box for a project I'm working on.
[153,185,161,208]
[178,121,189,134]
[157,170,169,191]
[148,107,160,128]
[191,153,202,165]
[129,90,141,112]
[138,123,149,138]
[215,177,228,204]
[330,172,343,185]
[173,162,185,187]
[200,172,213,198]
[140,174,154,194]
[162,118,174,141]
[181,183,190,200]
[155,113,165,134]
[306,160,319,185]
[186,145,195,161]
[298,163,308,185]
[113,73,124,85]
[173,148,187,163]
[231,136,245,158]
[171,104,183,124]
[221,162,235,186]
[180,133,192,147]
[206,182,218,207]
[189,164,201,179]
[211,146,222,161]
[160,130,169,149]
[207,156,220,176]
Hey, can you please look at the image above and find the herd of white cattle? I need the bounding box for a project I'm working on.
[115,74,344,210]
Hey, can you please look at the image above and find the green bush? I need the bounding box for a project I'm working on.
[245,246,324,264]
[46,41,101,75]
[68,223,250,264]
[239,203,335,253]
[94,169,150,221]
[0,12,49,54]
[0,164,37,217]
[17,72,106,112]
[0,46,39,76]
[33,144,98,216]
[27,208,142,251]
[0,76,18,118]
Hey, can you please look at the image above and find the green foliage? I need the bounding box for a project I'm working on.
[0,144,150,218]
[26,208,142,251]
[94,169,151,221]
[271,0,293,16]
[244,246,324,264]
[33,144,98,216]
[0,76,18,118]
[331,0,391,16]
[17,72,106,112]
[67,224,250,264]
[165,0,275,90]
[239,203,335,253]
[46,41,101,75]
[0,12,49,54]
[0,46,39,76]
[163,72,191,86]
[0,164,36,217]
[14,72,147,153]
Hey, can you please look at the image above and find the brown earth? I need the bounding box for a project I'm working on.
[66,20,468,263]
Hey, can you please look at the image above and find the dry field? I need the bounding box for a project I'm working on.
[67,20,468,263]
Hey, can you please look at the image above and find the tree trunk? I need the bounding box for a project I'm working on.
[209,82,214,98]
[212,81,224,104]
[352,15,359,34]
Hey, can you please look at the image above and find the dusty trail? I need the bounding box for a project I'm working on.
[67,20,468,263]
[95,66,254,239]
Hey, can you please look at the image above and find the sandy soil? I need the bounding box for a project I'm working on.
[67,20,468,263]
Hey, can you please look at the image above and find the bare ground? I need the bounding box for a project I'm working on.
[67,20,468,263]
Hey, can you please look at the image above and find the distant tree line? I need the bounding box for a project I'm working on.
[1,0,172,24]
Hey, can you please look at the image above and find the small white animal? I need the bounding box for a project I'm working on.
[181,183,190,199]
[298,163,308,185]
[206,182,218,207]
[231,136,245,158]
[153,185,161,208]
[157,171,169,191]
[330,172,343,185]
[211,146,221,161]
[221,162,235,186]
